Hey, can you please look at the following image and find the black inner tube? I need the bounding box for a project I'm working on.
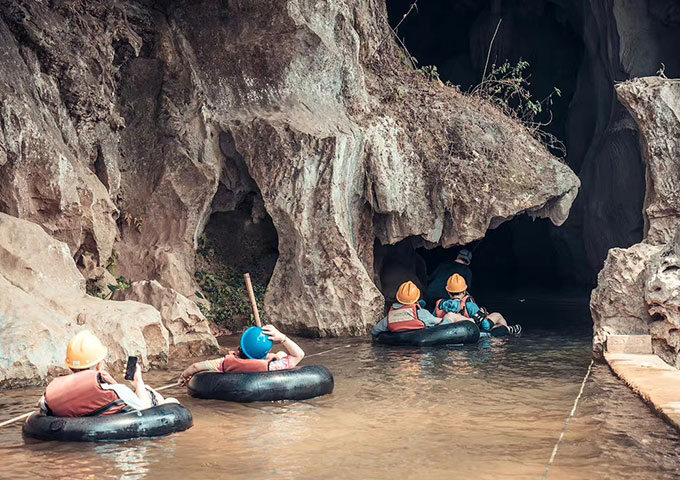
[22,403,193,442]
[188,365,334,403]
[373,321,481,346]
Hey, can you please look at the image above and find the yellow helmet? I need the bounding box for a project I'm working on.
[396,281,421,305]
[65,330,108,370]
[446,274,468,294]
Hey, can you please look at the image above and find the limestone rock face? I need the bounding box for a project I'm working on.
[591,243,662,357]
[0,213,169,388]
[591,77,680,362]
[112,280,219,357]
[616,78,680,245]
[644,229,680,367]
[0,1,579,336]
[0,14,118,265]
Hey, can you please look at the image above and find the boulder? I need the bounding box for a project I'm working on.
[112,280,219,357]
[591,77,680,362]
[0,213,169,388]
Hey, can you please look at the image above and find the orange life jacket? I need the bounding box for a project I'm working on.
[435,296,471,318]
[44,370,126,417]
[387,304,425,332]
[221,352,278,373]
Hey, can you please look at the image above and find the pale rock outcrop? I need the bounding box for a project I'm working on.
[0,1,580,336]
[644,229,680,367]
[591,77,680,363]
[591,243,662,357]
[616,78,680,245]
[0,213,169,387]
[112,280,219,357]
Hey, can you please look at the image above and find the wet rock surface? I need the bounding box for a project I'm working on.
[0,1,578,338]
[591,77,680,365]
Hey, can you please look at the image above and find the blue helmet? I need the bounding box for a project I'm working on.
[240,326,274,359]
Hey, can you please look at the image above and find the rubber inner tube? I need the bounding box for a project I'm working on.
[373,320,480,346]
[188,365,334,402]
[22,403,193,442]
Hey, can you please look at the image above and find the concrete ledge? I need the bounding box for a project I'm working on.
[606,334,652,354]
[605,352,680,432]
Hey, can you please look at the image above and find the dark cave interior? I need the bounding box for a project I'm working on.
[387,0,584,157]
[378,0,611,327]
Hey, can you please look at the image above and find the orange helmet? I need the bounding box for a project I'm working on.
[446,274,467,294]
[396,281,421,305]
[65,330,108,370]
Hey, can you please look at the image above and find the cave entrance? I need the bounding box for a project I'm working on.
[380,1,593,330]
[374,216,592,332]
[196,131,279,332]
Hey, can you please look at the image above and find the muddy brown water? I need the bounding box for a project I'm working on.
[1,298,680,479]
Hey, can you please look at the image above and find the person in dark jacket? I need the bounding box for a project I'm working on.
[425,249,473,308]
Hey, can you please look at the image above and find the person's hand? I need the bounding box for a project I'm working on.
[132,363,144,387]
[178,365,195,386]
[275,351,287,360]
[262,324,286,343]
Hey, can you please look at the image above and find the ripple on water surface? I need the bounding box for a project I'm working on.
[1,330,680,480]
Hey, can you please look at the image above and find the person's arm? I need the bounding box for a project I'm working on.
[132,364,153,409]
[179,358,223,385]
[417,308,443,327]
[370,316,389,336]
[99,368,152,411]
[263,325,305,368]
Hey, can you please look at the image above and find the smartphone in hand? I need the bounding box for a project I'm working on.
[124,356,138,381]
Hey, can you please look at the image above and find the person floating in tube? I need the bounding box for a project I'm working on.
[371,281,467,336]
[178,325,305,384]
[38,330,177,417]
[433,274,522,336]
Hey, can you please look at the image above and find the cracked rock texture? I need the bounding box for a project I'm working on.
[591,77,680,365]
[0,1,579,342]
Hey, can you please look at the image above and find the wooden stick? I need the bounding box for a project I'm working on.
[0,411,32,428]
[243,273,262,327]
[155,382,181,392]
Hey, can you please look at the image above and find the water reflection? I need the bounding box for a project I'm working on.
[94,442,157,480]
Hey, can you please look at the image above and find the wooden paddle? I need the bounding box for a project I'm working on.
[244,273,262,327]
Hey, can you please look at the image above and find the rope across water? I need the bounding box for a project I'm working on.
[542,358,595,480]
